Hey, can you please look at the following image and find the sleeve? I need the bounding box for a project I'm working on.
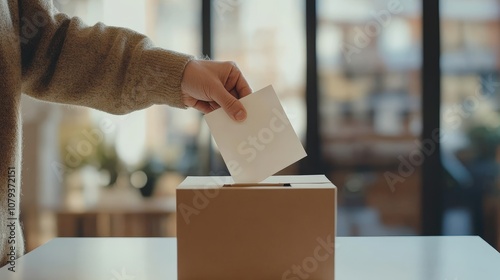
[19,0,194,114]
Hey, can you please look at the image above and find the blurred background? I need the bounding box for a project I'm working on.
[20,0,500,252]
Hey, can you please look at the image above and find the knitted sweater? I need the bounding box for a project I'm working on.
[0,0,193,267]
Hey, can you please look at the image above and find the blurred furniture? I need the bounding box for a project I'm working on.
[55,196,176,237]
[20,97,63,252]
[484,194,500,251]
[332,168,421,234]
[1,236,500,279]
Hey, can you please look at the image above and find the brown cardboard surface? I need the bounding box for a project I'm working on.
[178,175,331,189]
[176,175,336,280]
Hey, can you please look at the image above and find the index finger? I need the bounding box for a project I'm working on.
[226,64,252,98]
[235,74,252,98]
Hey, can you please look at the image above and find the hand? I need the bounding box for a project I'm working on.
[181,59,252,122]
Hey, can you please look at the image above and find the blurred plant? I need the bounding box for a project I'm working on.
[467,126,500,159]
[59,123,121,187]
[130,153,166,198]
[93,140,121,187]
[464,125,500,194]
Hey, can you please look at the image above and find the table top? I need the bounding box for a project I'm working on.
[0,236,499,280]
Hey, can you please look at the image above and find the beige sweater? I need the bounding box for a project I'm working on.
[0,0,193,267]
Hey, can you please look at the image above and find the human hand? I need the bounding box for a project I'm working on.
[181,60,252,122]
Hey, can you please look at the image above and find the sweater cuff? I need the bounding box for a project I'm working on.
[131,48,194,109]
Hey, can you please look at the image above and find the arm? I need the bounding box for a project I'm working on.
[20,0,192,114]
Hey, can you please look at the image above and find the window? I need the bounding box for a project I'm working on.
[441,0,500,238]
[44,0,500,248]
[318,0,422,235]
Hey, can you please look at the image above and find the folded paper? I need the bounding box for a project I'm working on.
[204,85,307,183]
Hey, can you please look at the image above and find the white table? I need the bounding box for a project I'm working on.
[0,236,499,279]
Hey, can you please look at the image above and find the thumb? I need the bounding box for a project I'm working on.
[212,85,247,122]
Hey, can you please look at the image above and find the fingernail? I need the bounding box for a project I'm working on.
[235,110,246,121]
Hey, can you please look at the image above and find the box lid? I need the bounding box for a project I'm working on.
[177,175,335,189]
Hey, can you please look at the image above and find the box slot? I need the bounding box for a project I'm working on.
[222,183,291,188]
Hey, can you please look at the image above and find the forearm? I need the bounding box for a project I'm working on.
[20,0,193,114]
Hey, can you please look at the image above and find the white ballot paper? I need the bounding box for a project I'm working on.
[204,85,307,183]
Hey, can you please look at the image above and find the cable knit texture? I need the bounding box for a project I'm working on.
[0,0,193,267]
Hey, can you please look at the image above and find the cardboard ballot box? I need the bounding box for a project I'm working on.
[176,175,337,280]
